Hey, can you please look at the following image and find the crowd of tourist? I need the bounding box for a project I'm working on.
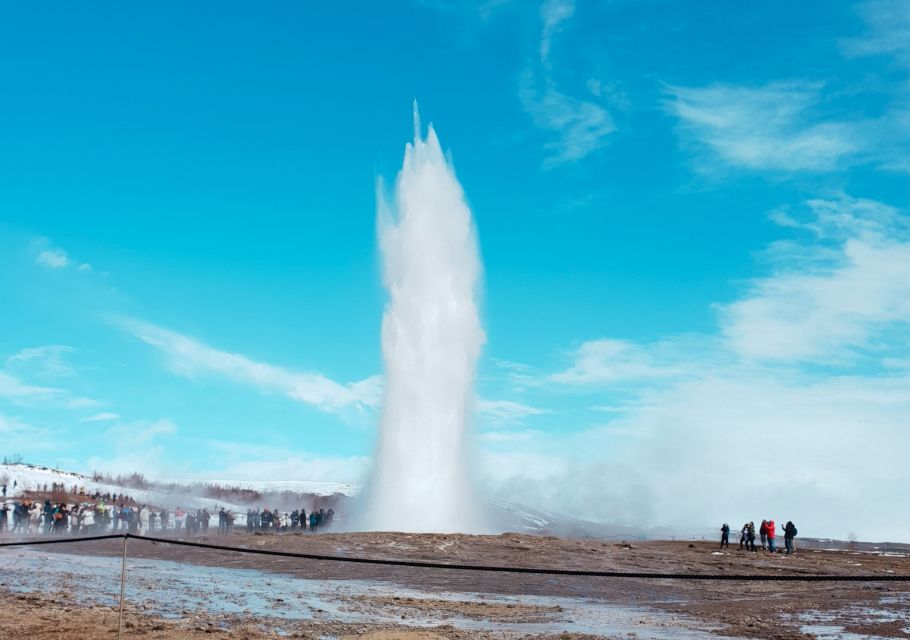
[719,519,799,554]
[0,498,336,537]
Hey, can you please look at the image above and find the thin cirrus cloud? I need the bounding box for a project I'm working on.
[118,318,383,413]
[520,0,616,167]
[841,0,910,67]
[664,82,860,172]
[476,398,547,423]
[6,345,76,377]
[0,371,98,409]
[81,412,121,423]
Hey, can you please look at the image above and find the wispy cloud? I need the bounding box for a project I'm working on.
[720,196,910,362]
[200,440,369,483]
[477,428,542,443]
[86,418,179,476]
[6,345,75,377]
[81,412,121,423]
[0,371,97,409]
[521,74,617,167]
[476,398,546,422]
[0,411,54,452]
[539,0,574,65]
[665,82,860,172]
[36,248,71,269]
[33,240,92,272]
[842,0,910,68]
[119,318,382,413]
[552,339,681,385]
[520,0,616,167]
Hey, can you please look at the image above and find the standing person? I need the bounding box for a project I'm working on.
[720,523,730,549]
[783,521,797,554]
[309,510,317,532]
[747,522,757,552]
[300,508,306,531]
[766,519,777,553]
[160,509,169,531]
[739,523,749,550]
[148,509,157,532]
[759,520,768,550]
[0,502,8,532]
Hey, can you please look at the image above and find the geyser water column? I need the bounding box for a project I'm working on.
[365,107,485,532]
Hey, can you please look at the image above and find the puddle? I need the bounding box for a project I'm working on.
[0,548,731,638]
[797,602,910,640]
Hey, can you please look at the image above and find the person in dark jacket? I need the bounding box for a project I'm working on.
[783,521,797,554]
[720,523,730,549]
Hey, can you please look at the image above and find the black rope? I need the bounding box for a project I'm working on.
[3,533,906,581]
[0,533,124,547]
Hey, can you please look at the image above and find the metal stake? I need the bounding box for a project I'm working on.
[118,534,128,640]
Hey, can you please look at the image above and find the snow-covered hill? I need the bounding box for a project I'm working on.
[0,463,355,513]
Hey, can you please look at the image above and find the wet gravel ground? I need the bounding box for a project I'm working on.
[1,531,907,639]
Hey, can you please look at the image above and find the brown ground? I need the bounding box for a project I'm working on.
[2,531,908,639]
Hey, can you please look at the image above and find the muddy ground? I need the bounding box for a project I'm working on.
[1,531,908,639]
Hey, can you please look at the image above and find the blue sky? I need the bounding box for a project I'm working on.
[2,1,910,540]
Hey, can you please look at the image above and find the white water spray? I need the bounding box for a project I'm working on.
[364,105,485,532]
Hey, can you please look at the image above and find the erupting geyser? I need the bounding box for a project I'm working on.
[364,105,485,532]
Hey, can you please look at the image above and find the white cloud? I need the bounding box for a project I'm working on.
[0,371,60,401]
[200,440,369,484]
[843,0,910,68]
[520,0,615,166]
[6,345,75,377]
[491,194,910,541]
[477,428,542,443]
[36,248,71,269]
[119,318,382,413]
[32,239,93,272]
[476,398,546,422]
[551,335,720,385]
[521,73,616,167]
[551,339,678,384]
[720,196,910,361]
[0,412,36,434]
[85,418,178,476]
[81,412,121,423]
[0,371,97,409]
[540,0,574,65]
[666,82,860,172]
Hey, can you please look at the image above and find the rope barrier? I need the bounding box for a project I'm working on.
[0,533,124,547]
[1,533,908,581]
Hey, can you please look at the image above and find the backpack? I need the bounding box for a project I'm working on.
[791,525,797,536]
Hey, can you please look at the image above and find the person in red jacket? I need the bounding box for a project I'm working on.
[766,519,777,553]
